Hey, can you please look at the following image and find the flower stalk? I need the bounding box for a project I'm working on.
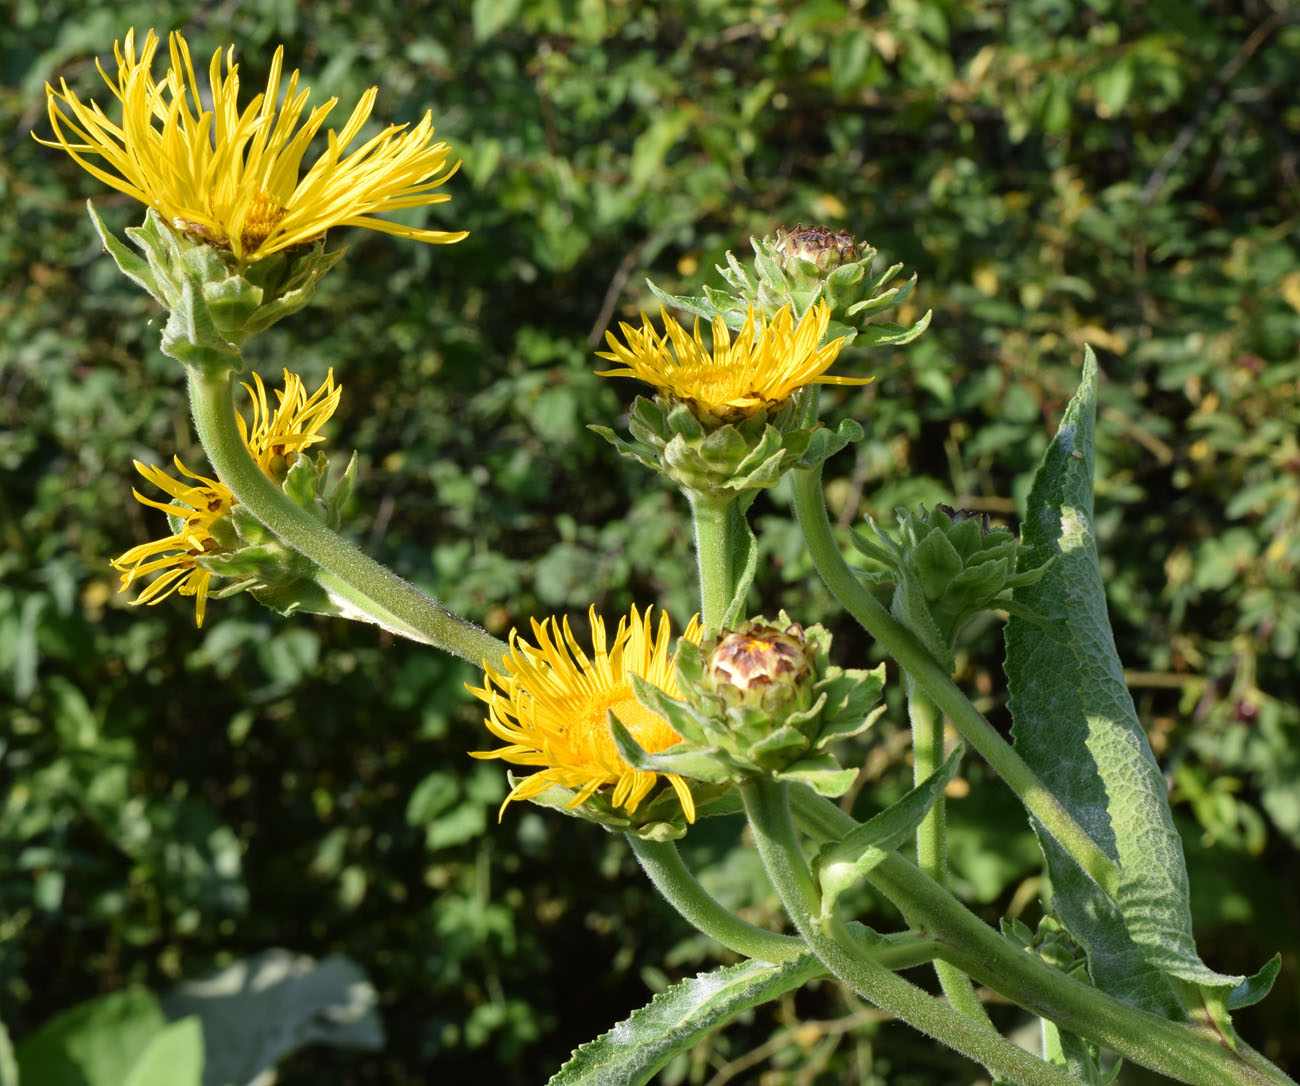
[740,778,1079,1086]
[689,490,743,632]
[788,785,1293,1086]
[790,461,1122,902]
[188,366,505,665]
[907,680,992,1024]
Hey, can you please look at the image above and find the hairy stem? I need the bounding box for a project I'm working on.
[789,785,1296,1086]
[689,491,741,632]
[741,779,1080,1086]
[908,681,991,1024]
[791,463,1121,901]
[189,368,507,666]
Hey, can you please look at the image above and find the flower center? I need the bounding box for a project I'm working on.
[572,683,675,767]
[240,191,290,254]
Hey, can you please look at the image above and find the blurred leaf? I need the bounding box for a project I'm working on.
[15,987,167,1086]
[161,951,383,1086]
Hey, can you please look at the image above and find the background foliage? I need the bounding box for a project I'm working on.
[3,0,1298,1081]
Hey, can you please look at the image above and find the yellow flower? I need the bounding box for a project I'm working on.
[111,460,234,627]
[596,301,866,420]
[469,606,703,822]
[237,368,341,479]
[111,369,340,625]
[40,28,466,261]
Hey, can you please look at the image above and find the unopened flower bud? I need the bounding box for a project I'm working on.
[708,621,815,713]
[773,224,862,271]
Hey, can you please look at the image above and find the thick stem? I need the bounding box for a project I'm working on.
[628,836,804,963]
[790,464,1121,901]
[689,491,740,632]
[188,368,507,667]
[627,839,942,971]
[908,682,991,1024]
[788,786,1295,1086]
[740,779,1080,1086]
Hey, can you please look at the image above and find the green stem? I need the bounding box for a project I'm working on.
[188,368,507,667]
[628,836,804,963]
[741,779,1079,1086]
[908,681,948,888]
[908,682,991,1024]
[628,839,943,971]
[788,786,1295,1086]
[790,464,1121,901]
[689,491,740,632]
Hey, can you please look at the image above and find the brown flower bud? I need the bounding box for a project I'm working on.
[773,224,862,271]
[708,621,814,712]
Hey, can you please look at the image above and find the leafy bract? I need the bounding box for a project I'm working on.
[814,747,962,919]
[1005,348,1268,1018]
[547,956,821,1086]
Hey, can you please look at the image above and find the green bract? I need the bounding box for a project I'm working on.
[200,449,359,619]
[852,504,1051,672]
[507,773,739,842]
[613,616,886,797]
[591,390,862,502]
[647,227,931,348]
[88,205,345,373]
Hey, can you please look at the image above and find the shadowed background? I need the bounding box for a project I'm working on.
[3,1,1298,1081]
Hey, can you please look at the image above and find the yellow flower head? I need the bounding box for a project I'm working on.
[237,368,342,479]
[111,459,234,627]
[40,28,466,260]
[469,606,703,822]
[596,301,866,420]
[111,369,340,625]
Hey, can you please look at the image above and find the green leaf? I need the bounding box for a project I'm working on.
[546,956,822,1086]
[608,712,733,783]
[86,202,162,302]
[722,510,758,629]
[15,987,167,1086]
[161,951,383,1086]
[0,1018,17,1086]
[121,1017,203,1086]
[1226,954,1281,1010]
[1005,347,1246,1015]
[813,747,962,917]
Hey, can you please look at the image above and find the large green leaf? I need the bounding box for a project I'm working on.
[0,1018,17,1086]
[121,1018,203,1086]
[1005,348,1254,1015]
[14,988,170,1086]
[546,956,822,1086]
[161,951,382,1086]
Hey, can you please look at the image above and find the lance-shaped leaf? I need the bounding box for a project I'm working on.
[813,747,963,919]
[608,711,733,783]
[547,956,823,1086]
[1005,348,1273,1020]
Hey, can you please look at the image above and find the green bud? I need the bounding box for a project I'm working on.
[852,504,1052,670]
[646,225,931,349]
[618,615,886,798]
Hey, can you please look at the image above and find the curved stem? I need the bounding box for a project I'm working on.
[188,368,507,667]
[628,836,804,963]
[740,779,1079,1086]
[628,839,943,972]
[908,681,991,1024]
[689,491,740,632]
[791,463,1121,901]
[787,785,1295,1086]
